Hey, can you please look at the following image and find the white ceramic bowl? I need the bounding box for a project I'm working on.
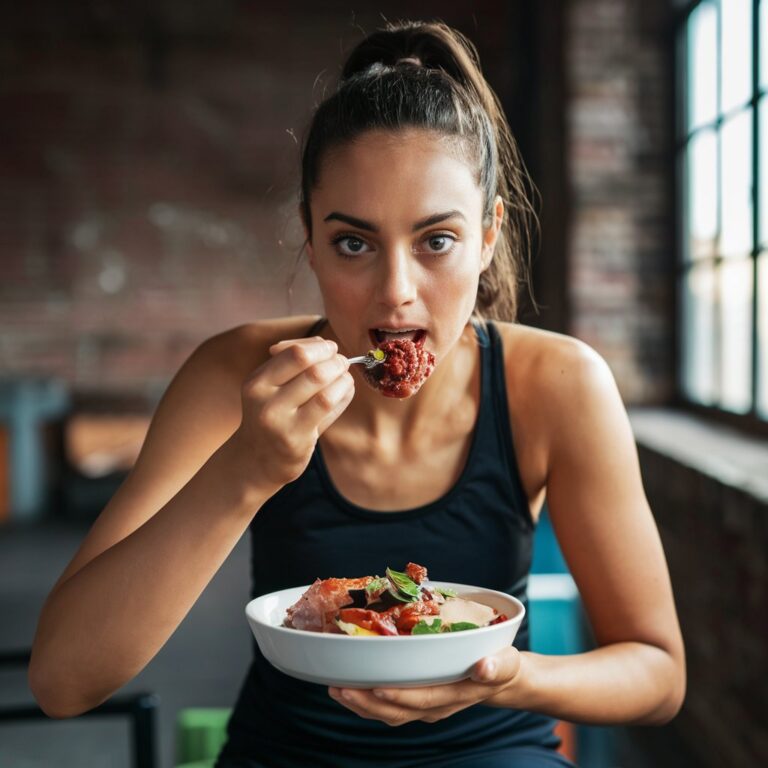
[245,581,525,688]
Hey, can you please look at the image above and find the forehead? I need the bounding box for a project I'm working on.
[313,129,483,217]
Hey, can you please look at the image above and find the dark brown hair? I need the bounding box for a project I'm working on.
[299,20,539,322]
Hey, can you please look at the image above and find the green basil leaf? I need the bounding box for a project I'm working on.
[435,587,457,598]
[386,586,416,603]
[365,577,389,595]
[412,618,442,634]
[385,567,421,599]
[447,622,479,632]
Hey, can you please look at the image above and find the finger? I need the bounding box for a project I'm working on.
[269,336,336,355]
[370,648,521,711]
[258,338,338,388]
[268,354,350,412]
[329,688,417,727]
[316,377,355,436]
[371,681,476,711]
[295,370,355,431]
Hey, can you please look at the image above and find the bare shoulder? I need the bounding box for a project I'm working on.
[491,321,624,483]
[492,321,616,409]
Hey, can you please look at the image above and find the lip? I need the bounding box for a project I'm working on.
[369,329,427,348]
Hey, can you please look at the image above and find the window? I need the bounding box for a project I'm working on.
[677,0,768,424]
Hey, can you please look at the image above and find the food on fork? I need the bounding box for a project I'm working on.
[363,329,435,398]
[283,562,508,636]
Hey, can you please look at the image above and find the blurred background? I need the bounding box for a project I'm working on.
[1,0,766,766]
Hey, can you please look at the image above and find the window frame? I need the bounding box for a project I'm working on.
[674,0,768,436]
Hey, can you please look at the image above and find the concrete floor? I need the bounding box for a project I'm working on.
[0,520,695,768]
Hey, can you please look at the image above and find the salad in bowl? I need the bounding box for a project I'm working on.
[245,562,525,688]
[284,562,509,636]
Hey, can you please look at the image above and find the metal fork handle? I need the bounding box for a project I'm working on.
[346,353,385,369]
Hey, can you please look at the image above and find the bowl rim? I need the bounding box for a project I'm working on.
[245,580,526,641]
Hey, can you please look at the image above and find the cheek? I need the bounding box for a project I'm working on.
[428,259,482,301]
[315,268,368,311]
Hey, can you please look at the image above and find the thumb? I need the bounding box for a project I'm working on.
[471,657,497,683]
[471,648,519,684]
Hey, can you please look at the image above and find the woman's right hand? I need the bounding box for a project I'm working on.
[232,335,355,491]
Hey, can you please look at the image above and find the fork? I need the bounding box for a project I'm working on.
[346,349,387,369]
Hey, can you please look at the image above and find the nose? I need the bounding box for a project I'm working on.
[374,247,418,308]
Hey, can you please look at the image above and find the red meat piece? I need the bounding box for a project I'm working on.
[363,338,435,398]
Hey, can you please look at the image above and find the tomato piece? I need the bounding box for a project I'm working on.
[337,608,398,636]
[395,601,441,634]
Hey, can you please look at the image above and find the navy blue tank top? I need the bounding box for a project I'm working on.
[217,319,564,767]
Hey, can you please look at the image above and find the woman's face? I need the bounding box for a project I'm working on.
[306,129,502,379]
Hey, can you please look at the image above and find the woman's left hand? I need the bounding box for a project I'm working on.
[328,646,523,726]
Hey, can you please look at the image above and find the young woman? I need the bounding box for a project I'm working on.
[29,20,685,768]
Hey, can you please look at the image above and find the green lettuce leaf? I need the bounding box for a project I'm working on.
[412,618,442,634]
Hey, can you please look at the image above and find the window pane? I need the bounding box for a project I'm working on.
[721,109,754,257]
[721,0,753,114]
[761,0,768,89]
[760,98,768,247]
[687,1,718,130]
[682,263,717,403]
[759,254,768,417]
[685,130,718,260]
[719,258,754,413]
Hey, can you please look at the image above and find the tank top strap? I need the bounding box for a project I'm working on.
[475,319,535,530]
[304,316,327,337]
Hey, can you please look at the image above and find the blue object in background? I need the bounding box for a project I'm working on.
[0,377,70,521]
[531,502,569,575]
[529,502,583,654]
[529,503,617,767]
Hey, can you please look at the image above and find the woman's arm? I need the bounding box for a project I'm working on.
[501,338,686,724]
[29,323,353,718]
[462,338,685,724]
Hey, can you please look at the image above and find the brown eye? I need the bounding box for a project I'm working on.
[421,233,456,255]
[331,234,371,258]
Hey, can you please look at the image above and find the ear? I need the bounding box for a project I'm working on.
[481,196,504,272]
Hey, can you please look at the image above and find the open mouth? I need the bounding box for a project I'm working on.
[369,329,427,348]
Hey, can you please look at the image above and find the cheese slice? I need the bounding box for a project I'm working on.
[438,597,497,628]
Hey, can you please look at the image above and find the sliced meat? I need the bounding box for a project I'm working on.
[284,576,372,632]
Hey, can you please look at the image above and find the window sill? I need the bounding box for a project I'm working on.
[628,407,768,505]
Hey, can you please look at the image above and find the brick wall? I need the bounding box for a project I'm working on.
[566,0,675,403]
[1,1,543,401]
[1,3,340,398]
[3,1,678,406]
[636,443,768,766]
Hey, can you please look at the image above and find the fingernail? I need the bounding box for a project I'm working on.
[484,660,497,678]
[373,690,390,700]
[326,340,337,352]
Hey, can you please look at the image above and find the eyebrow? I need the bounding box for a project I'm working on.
[322,210,466,233]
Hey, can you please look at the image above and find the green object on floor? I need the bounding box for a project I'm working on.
[176,707,232,765]
[176,761,216,768]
